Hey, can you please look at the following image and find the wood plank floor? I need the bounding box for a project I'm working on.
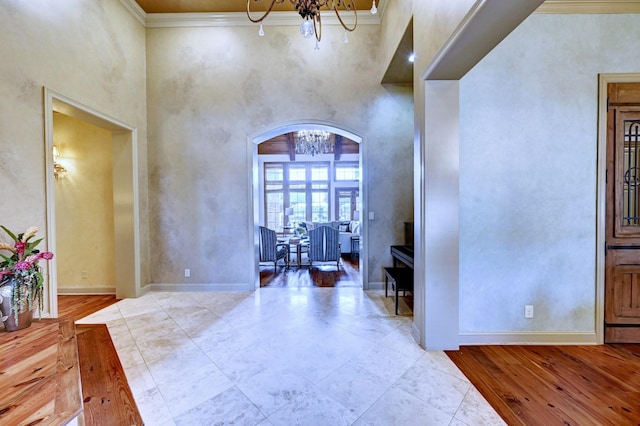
[57,294,119,321]
[58,295,143,426]
[446,344,640,425]
[261,255,361,287]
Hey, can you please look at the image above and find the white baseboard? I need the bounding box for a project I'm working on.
[367,281,384,290]
[459,331,598,346]
[145,283,253,292]
[57,287,115,295]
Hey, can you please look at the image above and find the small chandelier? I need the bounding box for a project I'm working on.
[247,0,378,48]
[295,130,332,156]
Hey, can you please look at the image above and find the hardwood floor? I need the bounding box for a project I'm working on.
[57,294,119,321]
[446,344,640,425]
[76,324,143,425]
[58,295,143,425]
[260,254,361,287]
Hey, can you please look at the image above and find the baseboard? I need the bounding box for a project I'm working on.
[459,331,598,345]
[146,282,252,292]
[411,322,422,347]
[367,281,384,290]
[57,287,116,295]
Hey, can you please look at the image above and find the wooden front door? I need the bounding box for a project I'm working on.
[605,83,640,342]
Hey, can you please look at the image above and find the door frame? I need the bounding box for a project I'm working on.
[44,87,141,316]
[247,120,367,290]
[597,73,640,344]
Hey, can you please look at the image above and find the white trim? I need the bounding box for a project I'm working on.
[147,283,251,292]
[367,281,384,290]
[44,88,142,313]
[145,11,380,28]
[536,1,640,14]
[459,332,598,345]
[247,119,368,291]
[57,287,116,295]
[595,73,640,345]
[119,0,146,26]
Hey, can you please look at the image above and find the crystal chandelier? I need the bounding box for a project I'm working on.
[295,130,332,156]
[247,0,378,49]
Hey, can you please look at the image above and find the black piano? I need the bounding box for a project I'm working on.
[391,245,413,269]
[390,222,414,269]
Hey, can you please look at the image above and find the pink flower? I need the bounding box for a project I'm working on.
[14,261,32,271]
[40,252,54,260]
[14,241,26,257]
[0,269,11,278]
[25,255,39,263]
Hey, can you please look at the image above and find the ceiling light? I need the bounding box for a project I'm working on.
[408,53,415,63]
[247,1,377,47]
[295,130,332,156]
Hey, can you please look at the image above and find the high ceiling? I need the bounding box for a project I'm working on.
[134,0,376,14]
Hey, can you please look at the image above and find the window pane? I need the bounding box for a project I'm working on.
[265,163,283,181]
[289,192,306,225]
[337,191,352,221]
[335,162,359,181]
[289,165,306,181]
[311,164,329,181]
[311,191,329,222]
[266,192,283,229]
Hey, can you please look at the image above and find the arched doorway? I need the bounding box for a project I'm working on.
[247,120,368,290]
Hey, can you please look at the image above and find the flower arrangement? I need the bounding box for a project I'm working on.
[0,225,54,327]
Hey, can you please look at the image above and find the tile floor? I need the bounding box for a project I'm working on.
[77,287,505,426]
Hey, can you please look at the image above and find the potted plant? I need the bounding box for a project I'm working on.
[0,225,54,331]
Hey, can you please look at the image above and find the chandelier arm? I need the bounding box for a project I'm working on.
[246,0,286,24]
[313,13,322,42]
[333,0,357,32]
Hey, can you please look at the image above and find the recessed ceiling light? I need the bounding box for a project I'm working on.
[408,53,415,63]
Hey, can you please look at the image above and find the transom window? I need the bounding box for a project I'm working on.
[334,161,359,181]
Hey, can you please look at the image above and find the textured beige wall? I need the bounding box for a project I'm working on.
[54,114,116,291]
[0,0,149,291]
[146,24,414,286]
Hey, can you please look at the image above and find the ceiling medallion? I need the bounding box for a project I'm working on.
[247,0,377,50]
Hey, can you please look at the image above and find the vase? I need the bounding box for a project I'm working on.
[0,279,34,332]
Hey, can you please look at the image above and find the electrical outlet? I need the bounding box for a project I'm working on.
[184,269,190,278]
[525,305,534,319]
[81,271,88,279]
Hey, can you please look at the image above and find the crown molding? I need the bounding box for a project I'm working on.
[120,0,382,28]
[145,11,380,28]
[119,0,146,26]
[536,0,640,13]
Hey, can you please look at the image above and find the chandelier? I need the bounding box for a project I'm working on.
[247,0,378,49]
[295,130,332,156]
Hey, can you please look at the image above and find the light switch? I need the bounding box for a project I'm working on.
[368,211,375,220]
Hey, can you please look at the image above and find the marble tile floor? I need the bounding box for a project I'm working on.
[77,288,505,426]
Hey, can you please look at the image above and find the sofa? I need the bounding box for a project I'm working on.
[300,220,361,254]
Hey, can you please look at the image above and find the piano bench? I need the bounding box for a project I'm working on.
[384,267,414,315]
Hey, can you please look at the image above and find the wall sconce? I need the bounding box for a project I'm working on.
[53,145,67,179]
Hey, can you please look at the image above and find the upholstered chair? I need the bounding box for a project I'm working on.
[259,226,289,269]
[307,225,341,269]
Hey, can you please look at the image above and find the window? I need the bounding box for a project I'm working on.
[334,161,359,181]
[336,189,360,221]
[264,162,330,229]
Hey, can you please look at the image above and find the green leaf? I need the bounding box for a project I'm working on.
[1,226,18,242]
[26,238,42,253]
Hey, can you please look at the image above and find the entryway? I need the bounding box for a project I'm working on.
[44,88,140,317]
[603,79,640,343]
[248,120,368,290]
